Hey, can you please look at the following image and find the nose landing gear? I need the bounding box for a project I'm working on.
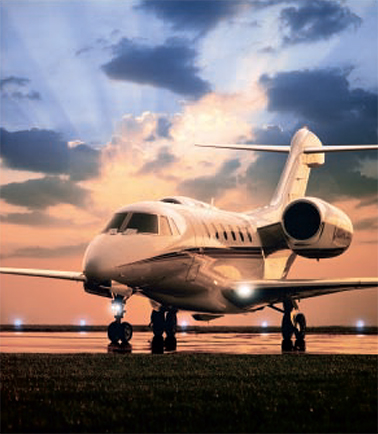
[107,296,133,352]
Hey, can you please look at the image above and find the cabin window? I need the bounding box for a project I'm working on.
[160,216,172,236]
[237,226,245,242]
[202,222,211,238]
[103,212,128,233]
[210,223,219,239]
[124,213,158,234]
[246,230,253,242]
[219,224,228,241]
[229,225,236,241]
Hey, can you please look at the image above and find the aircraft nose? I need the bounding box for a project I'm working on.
[83,236,115,281]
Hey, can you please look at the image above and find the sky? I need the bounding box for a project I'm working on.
[0,0,377,327]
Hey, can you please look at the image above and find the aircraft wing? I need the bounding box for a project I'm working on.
[0,267,86,282]
[223,278,378,309]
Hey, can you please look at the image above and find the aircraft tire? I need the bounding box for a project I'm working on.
[108,321,121,344]
[151,310,165,337]
[165,309,177,336]
[121,322,133,343]
[281,338,293,352]
[294,313,306,340]
[151,335,164,354]
[294,338,306,352]
[281,314,295,340]
[164,335,177,352]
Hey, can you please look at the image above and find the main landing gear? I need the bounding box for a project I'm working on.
[107,295,133,353]
[150,308,178,354]
[281,299,306,352]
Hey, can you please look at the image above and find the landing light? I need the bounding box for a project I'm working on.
[111,302,124,315]
[80,320,86,326]
[14,319,22,327]
[262,321,268,328]
[356,320,365,329]
[236,284,254,299]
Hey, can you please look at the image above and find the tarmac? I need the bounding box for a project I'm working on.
[1,331,377,354]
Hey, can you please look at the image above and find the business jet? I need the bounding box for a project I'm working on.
[1,127,377,352]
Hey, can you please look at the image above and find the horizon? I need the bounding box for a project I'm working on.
[1,0,377,327]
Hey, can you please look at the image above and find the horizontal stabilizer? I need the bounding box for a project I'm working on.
[223,278,378,309]
[0,267,86,282]
[305,145,378,153]
[196,143,378,153]
[196,143,290,152]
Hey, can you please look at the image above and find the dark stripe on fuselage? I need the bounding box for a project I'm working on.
[122,246,264,268]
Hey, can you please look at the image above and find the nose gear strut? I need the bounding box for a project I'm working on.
[107,295,133,346]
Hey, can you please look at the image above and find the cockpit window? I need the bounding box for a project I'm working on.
[160,216,172,236]
[124,213,158,234]
[103,212,128,232]
[104,212,180,236]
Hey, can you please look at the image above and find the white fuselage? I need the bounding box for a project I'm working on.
[83,198,287,314]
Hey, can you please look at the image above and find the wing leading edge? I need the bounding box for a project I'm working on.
[223,278,378,309]
[0,267,86,282]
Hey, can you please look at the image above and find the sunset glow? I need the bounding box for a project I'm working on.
[0,0,377,326]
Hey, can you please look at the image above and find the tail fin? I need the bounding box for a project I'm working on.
[196,126,378,208]
[270,127,323,207]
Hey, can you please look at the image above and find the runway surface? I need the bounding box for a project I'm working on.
[1,331,377,354]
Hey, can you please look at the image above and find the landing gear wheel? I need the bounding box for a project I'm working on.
[151,335,164,354]
[121,322,133,344]
[281,338,294,352]
[151,310,165,337]
[165,309,177,336]
[294,313,306,340]
[108,321,133,345]
[164,335,177,352]
[281,313,295,341]
[108,321,121,344]
[293,312,306,352]
[294,338,306,352]
[150,308,178,353]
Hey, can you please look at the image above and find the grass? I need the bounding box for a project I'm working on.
[1,353,377,433]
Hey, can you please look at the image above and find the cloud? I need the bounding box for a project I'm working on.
[138,146,178,175]
[245,69,378,204]
[0,211,72,227]
[280,0,362,45]
[1,243,88,259]
[0,176,91,210]
[0,76,41,101]
[0,76,30,90]
[138,0,247,35]
[354,216,378,231]
[0,128,101,181]
[102,38,211,98]
[260,68,378,144]
[178,158,241,202]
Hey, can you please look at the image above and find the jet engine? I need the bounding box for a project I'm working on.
[281,197,353,259]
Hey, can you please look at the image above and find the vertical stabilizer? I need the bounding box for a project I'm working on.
[270,127,324,208]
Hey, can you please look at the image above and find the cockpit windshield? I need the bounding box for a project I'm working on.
[103,212,128,232]
[125,213,158,234]
[103,212,179,236]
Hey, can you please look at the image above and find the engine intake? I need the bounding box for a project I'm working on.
[283,201,321,240]
[282,198,353,259]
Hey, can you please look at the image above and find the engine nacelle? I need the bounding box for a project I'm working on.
[282,197,353,259]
